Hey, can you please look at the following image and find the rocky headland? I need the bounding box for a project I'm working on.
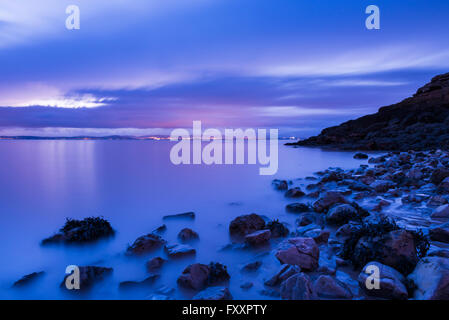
[289,72,449,151]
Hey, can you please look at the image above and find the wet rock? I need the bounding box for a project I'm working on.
[354,153,368,160]
[407,256,449,300]
[163,212,195,220]
[13,271,45,287]
[402,193,430,204]
[285,187,306,198]
[438,177,449,194]
[313,192,347,213]
[431,204,449,218]
[207,262,231,285]
[61,266,112,291]
[286,203,310,213]
[358,262,408,300]
[126,233,166,255]
[193,287,232,300]
[370,180,396,193]
[119,274,160,290]
[427,248,449,259]
[177,263,210,290]
[296,213,315,226]
[177,228,199,243]
[325,204,358,226]
[267,220,289,238]
[280,273,314,300]
[165,244,196,258]
[372,199,392,212]
[313,275,353,299]
[153,224,167,234]
[429,223,449,243]
[336,223,360,241]
[229,214,266,237]
[42,217,115,244]
[431,168,449,185]
[264,264,301,287]
[245,229,271,246]
[272,179,289,190]
[368,156,386,164]
[275,237,320,271]
[146,257,166,272]
[241,261,262,272]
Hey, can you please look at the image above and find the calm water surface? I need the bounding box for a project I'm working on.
[0,140,374,299]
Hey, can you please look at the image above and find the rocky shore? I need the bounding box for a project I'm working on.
[13,150,449,300]
[288,72,449,151]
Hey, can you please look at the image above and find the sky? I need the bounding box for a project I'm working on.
[0,0,448,137]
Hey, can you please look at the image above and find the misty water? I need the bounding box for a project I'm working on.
[0,140,381,299]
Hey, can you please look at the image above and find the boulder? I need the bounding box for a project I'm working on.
[325,204,358,226]
[229,214,266,237]
[61,266,112,291]
[429,223,449,243]
[354,153,368,159]
[245,229,271,246]
[370,180,396,193]
[313,192,347,213]
[146,257,166,272]
[431,168,449,185]
[177,228,199,242]
[264,264,301,287]
[193,287,233,300]
[303,229,330,245]
[431,204,449,218]
[267,220,289,238]
[126,233,166,255]
[285,187,306,198]
[358,261,408,300]
[313,275,353,299]
[272,179,289,190]
[177,263,210,290]
[280,273,314,300]
[275,237,320,271]
[407,257,449,300]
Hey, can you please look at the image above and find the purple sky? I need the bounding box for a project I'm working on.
[1,0,449,137]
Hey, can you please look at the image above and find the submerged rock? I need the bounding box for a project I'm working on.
[126,233,166,255]
[146,257,166,272]
[353,153,368,159]
[408,256,449,300]
[313,192,347,213]
[61,266,112,291]
[272,179,289,190]
[275,237,320,271]
[264,264,301,287]
[267,220,289,238]
[325,204,359,226]
[13,271,45,287]
[177,228,199,243]
[193,287,232,300]
[119,274,160,290]
[313,275,353,300]
[285,187,306,198]
[280,273,314,300]
[42,217,115,244]
[162,212,195,220]
[177,262,230,291]
[241,261,262,272]
[229,214,266,237]
[429,223,449,243]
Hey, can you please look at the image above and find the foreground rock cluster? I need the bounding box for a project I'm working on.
[289,72,449,151]
[14,150,449,299]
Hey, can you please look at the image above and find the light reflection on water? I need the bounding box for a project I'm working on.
[0,140,378,299]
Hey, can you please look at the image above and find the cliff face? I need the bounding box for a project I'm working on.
[293,72,449,151]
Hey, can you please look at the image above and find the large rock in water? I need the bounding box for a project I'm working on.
[275,237,319,271]
[358,262,408,300]
[289,72,449,151]
[229,214,266,237]
[280,273,314,300]
[126,233,166,255]
[313,192,347,213]
[407,257,449,300]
